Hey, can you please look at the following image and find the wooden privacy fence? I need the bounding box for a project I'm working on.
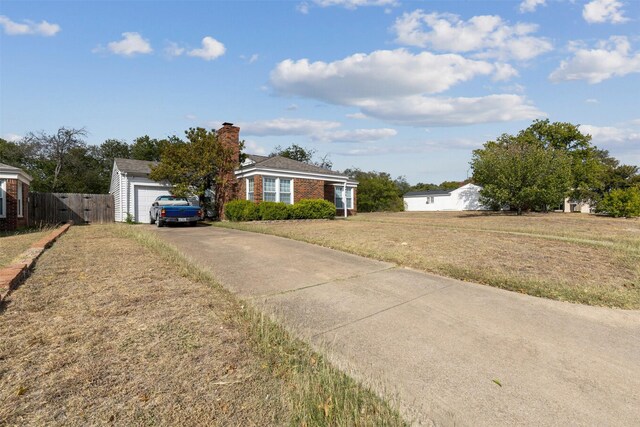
[29,193,114,226]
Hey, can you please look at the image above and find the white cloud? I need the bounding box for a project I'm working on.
[249,53,259,63]
[357,94,544,126]
[392,11,552,61]
[519,0,546,13]
[187,36,226,61]
[314,0,397,9]
[585,98,598,104]
[549,36,640,83]
[244,140,268,156]
[240,118,341,136]
[270,49,540,127]
[0,15,60,36]
[2,133,22,142]
[297,2,310,14]
[579,124,640,144]
[583,0,628,24]
[103,32,153,56]
[165,42,185,57]
[286,104,299,111]
[346,112,368,119]
[313,128,397,143]
[238,118,397,143]
[271,49,510,105]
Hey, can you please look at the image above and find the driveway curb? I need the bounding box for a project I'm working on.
[0,223,72,302]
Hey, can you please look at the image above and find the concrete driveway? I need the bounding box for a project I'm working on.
[149,224,640,426]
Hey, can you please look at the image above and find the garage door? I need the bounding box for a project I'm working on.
[134,186,171,223]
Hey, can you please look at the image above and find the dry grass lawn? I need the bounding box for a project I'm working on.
[219,212,640,309]
[0,228,52,268]
[0,225,405,426]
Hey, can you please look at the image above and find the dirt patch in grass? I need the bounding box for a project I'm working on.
[0,225,405,426]
[219,212,640,309]
[0,229,52,268]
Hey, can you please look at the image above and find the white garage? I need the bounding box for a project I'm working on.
[110,158,172,223]
[404,183,487,212]
[134,185,172,223]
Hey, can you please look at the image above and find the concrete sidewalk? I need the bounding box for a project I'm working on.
[150,224,640,426]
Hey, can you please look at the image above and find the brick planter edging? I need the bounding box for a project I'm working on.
[0,223,72,302]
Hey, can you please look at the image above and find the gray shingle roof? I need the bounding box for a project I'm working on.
[0,162,23,172]
[114,158,157,175]
[404,190,452,197]
[243,154,347,177]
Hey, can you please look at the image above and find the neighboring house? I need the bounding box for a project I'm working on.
[563,198,592,213]
[403,183,485,212]
[110,158,172,223]
[235,154,357,217]
[0,162,32,231]
[110,123,358,222]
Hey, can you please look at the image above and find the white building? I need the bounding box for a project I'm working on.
[403,183,486,212]
[109,158,173,223]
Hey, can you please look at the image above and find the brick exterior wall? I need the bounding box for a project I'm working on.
[294,178,324,202]
[0,179,29,231]
[216,123,241,219]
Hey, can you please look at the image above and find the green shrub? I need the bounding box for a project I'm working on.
[597,187,640,218]
[290,199,336,219]
[225,200,259,221]
[258,202,290,220]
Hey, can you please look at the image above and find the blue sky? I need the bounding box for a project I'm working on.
[1,0,639,184]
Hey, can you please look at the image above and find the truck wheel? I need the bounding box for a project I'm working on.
[189,221,197,227]
[150,214,155,224]
[156,219,163,228]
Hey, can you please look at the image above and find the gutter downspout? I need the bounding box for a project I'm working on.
[343,181,347,218]
[122,172,128,222]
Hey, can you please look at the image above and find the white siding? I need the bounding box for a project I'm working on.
[109,165,122,222]
[404,184,486,212]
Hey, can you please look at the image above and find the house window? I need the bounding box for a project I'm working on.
[263,177,277,202]
[335,186,353,209]
[17,182,23,218]
[247,177,254,201]
[262,177,293,204]
[425,196,434,204]
[280,179,292,204]
[0,179,5,218]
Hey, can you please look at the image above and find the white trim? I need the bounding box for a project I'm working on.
[0,179,6,219]
[236,166,350,183]
[17,182,23,218]
[246,177,254,201]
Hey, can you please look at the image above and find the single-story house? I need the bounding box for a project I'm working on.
[562,198,592,213]
[235,154,357,217]
[403,183,485,212]
[110,123,358,222]
[0,162,32,231]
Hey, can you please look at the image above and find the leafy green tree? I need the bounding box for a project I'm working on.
[130,135,167,161]
[522,120,606,201]
[597,187,640,218]
[149,127,243,219]
[393,176,411,196]
[270,143,333,170]
[471,134,572,214]
[439,180,466,191]
[344,168,404,212]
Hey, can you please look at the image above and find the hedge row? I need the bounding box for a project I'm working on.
[225,199,336,221]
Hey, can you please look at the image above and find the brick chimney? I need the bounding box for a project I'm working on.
[215,122,241,220]
[218,122,240,161]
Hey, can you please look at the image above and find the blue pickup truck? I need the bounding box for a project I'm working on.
[149,196,202,227]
